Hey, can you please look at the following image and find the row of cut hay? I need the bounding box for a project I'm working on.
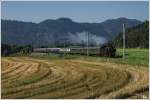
[73,60,148,99]
[22,59,129,98]
[1,57,95,98]
[3,64,51,89]
[70,63,131,99]
[16,57,68,78]
[27,72,100,98]
[2,62,24,76]
[1,57,129,98]
[67,62,137,98]
[126,90,149,99]
[2,60,65,97]
[1,60,15,70]
[2,60,38,79]
[2,58,48,85]
[99,63,149,99]
[2,58,40,86]
[2,63,40,88]
[2,62,85,98]
[24,59,106,97]
[1,57,149,99]
[1,57,76,97]
[2,63,32,84]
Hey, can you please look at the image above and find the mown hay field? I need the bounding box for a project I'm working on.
[1,50,149,99]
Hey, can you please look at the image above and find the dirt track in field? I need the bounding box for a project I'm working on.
[1,57,149,99]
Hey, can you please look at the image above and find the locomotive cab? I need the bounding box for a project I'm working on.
[99,43,116,57]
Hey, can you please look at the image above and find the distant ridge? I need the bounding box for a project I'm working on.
[2,17,141,47]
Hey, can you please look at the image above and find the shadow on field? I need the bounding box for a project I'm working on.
[114,55,123,58]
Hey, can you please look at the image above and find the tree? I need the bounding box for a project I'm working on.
[2,44,12,56]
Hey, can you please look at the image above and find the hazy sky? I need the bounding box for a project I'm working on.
[2,1,149,23]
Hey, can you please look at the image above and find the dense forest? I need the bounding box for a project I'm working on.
[2,44,33,56]
[113,21,149,48]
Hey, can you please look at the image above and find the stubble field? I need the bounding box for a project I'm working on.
[1,55,149,99]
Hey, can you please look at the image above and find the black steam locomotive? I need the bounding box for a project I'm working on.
[99,43,116,57]
[68,43,116,57]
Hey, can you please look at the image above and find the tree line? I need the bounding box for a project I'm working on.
[2,44,33,56]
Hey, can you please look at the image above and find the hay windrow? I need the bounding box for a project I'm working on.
[1,57,149,99]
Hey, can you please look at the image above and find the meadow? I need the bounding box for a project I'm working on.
[30,48,149,66]
[1,48,149,99]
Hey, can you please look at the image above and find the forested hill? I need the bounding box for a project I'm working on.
[2,17,141,47]
[113,21,149,48]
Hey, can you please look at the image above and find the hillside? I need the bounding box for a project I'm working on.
[113,21,149,48]
[2,17,141,47]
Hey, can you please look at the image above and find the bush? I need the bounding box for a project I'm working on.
[1,44,33,56]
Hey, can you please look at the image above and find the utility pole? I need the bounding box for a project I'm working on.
[123,24,125,59]
[64,40,65,48]
[87,32,89,56]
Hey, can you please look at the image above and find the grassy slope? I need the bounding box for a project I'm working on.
[30,48,149,67]
[116,48,149,66]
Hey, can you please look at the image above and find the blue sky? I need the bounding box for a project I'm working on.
[1,1,149,23]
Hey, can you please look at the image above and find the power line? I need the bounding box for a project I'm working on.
[87,32,89,56]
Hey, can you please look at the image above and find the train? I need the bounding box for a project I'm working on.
[33,43,116,57]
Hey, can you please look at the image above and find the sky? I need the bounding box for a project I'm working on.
[1,1,149,23]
